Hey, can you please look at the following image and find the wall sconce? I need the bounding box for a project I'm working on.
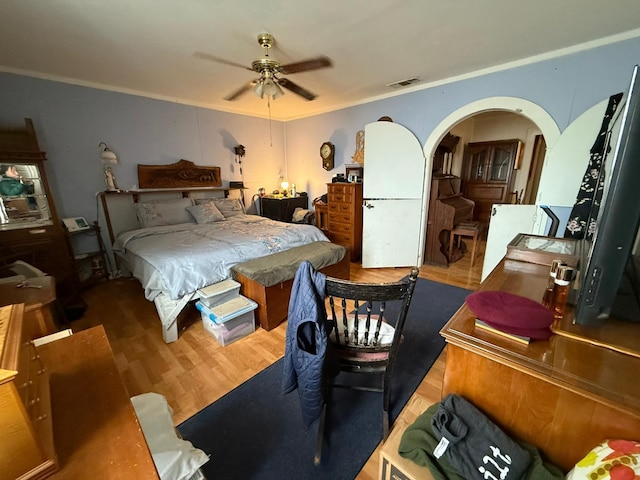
[99,142,119,191]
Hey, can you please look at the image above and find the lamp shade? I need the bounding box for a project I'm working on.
[99,142,118,165]
[254,72,284,100]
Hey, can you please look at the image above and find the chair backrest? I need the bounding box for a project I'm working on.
[325,267,419,363]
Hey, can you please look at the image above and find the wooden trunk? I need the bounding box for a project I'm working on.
[235,255,350,331]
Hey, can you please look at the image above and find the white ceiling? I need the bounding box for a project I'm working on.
[1,0,640,121]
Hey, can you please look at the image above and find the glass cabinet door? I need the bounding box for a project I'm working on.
[468,147,489,181]
[0,162,52,227]
[489,145,514,182]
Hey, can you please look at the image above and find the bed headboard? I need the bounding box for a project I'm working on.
[138,159,221,189]
[99,160,241,245]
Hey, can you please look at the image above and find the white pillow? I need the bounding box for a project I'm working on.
[186,203,225,224]
[134,198,195,227]
[196,197,245,217]
[131,392,209,480]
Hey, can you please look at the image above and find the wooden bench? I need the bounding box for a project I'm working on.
[231,242,350,330]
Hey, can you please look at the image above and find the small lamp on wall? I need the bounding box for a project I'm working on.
[99,142,119,191]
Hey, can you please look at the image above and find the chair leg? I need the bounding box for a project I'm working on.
[314,402,327,466]
[382,376,391,440]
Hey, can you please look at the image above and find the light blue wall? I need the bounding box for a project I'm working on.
[0,35,639,240]
[285,36,640,203]
[0,75,286,227]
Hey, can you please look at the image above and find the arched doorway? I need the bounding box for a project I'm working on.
[418,97,561,266]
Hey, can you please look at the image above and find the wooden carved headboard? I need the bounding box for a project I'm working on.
[138,159,221,189]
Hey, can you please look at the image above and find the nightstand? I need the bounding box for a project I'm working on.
[260,195,308,222]
[64,221,108,289]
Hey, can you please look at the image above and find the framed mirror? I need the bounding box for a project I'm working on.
[0,162,52,227]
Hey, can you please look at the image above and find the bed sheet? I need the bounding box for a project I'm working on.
[113,214,329,301]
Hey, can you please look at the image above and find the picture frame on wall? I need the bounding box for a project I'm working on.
[345,164,363,183]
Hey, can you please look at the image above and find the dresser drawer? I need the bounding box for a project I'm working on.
[328,191,353,204]
[328,202,354,214]
[327,232,353,246]
[329,214,353,226]
[328,221,354,235]
[327,184,350,195]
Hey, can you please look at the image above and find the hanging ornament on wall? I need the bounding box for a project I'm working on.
[234,144,246,176]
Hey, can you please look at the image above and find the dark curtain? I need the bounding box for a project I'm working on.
[564,92,624,239]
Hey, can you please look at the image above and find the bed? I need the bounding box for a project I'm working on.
[100,160,330,343]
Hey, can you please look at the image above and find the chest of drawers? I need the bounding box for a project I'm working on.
[327,182,362,262]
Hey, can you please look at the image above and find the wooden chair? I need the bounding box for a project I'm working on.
[314,267,419,465]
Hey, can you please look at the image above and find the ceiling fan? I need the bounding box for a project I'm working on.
[195,33,332,101]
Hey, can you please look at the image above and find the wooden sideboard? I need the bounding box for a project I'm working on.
[326,182,363,262]
[0,318,158,480]
[440,259,640,472]
[39,325,158,479]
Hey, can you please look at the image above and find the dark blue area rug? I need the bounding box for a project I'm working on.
[178,278,469,479]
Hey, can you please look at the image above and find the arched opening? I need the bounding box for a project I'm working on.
[419,97,561,267]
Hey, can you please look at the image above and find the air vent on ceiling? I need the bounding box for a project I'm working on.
[386,77,420,89]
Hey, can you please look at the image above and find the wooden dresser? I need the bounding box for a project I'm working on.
[0,303,57,480]
[440,259,640,472]
[326,182,363,262]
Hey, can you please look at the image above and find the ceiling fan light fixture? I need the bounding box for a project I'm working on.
[254,72,284,100]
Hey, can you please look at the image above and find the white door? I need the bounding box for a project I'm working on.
[481,204,546,280]
[362,122,427,268]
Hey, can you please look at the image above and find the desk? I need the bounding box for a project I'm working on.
[0,276,57,336]
[440,259,640,472]
[38,326,158,479]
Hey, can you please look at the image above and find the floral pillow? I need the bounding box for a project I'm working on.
[195,197,245,218]
[134,198,195,227]
[566,439,640,480]
[186,202,225,224]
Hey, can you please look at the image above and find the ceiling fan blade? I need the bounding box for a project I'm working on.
[279,56,332,75]
[224,81,257,101]
[277,78,316,101]
[194,52,253,71]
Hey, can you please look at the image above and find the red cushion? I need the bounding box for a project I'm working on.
[465,290,554,339]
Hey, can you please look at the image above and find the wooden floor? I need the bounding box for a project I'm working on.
[70,241,484,480]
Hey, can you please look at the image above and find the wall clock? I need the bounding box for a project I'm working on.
[320,141,335,171]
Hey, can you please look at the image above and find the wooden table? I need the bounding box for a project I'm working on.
[37,326,158,479]
[440,259,640,472]
[0,276,57,336]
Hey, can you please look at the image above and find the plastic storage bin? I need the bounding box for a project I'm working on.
[196,295,257,346]
[196,278,241,308]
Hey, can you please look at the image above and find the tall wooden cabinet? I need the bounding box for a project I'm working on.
[461,139,522,224]
[326,182,363,262]
[0,118,83,317]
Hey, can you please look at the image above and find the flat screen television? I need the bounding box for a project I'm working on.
[573,64,640,326]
